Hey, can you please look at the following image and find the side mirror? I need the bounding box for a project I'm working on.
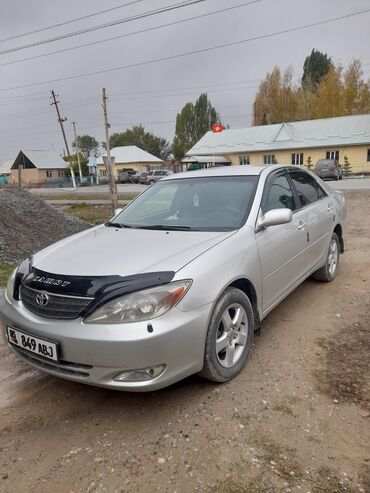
[257,208,292,231]
[114,208,123,216]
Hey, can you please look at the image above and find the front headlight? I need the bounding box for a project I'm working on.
[84,280,192,324]
[5,267,18,301]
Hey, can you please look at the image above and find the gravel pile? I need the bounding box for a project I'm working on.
[0,189,89,264]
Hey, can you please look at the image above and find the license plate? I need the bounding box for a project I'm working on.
[6,326,58,362]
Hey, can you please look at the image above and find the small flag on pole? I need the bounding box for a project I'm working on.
[212,124,224,133]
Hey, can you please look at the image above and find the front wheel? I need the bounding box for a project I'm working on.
[199,287,254,383]
[313,232,340,282]
[149,180,155,185]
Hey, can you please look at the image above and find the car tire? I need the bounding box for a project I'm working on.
[199,287,254,383]
[149,180,155,185]
[313,232,340,282]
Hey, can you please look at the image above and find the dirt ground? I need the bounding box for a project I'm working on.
[0,191,369,493]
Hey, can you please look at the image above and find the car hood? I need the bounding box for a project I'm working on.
[31,225,235,277]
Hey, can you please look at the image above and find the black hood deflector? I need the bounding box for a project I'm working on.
[21,267,175,317]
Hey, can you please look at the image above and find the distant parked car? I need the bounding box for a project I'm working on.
[129,172,142,184]
[138,172,149,184]
[117,168,136,183]
[142,170,173,185]
[315,159,343,181]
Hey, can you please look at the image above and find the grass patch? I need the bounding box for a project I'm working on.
[37,193,137,201]
[0,263,16,286]
[57,204,113,225]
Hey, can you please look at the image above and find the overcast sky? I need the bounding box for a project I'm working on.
[0,0,369,163]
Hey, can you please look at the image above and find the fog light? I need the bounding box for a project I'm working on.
[113,365,166,382]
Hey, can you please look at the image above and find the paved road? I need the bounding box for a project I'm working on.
[29,183,148,195]
[329,177,370,190]
[27,177,370,195]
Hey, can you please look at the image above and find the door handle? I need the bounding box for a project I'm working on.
[298,221,306,231]
[328,203,334,212]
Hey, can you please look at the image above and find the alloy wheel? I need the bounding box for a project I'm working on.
[215,303,248,368]
[328,238,338,276]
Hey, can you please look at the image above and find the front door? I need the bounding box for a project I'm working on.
[256,170,309,314]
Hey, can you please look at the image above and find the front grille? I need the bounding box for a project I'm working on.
[20,285,93,320]
[13,347,91,378]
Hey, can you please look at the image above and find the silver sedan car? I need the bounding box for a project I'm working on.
[0,165,346,391]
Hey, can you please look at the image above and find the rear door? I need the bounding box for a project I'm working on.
[256,169,310,313]
[288,169,334,271]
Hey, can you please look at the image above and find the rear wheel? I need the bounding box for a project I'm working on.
[313,232,340,282]
[149,180,155,185]
[199,288,254,383]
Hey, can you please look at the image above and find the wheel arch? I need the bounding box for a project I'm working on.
[227,278,261,331]
[333,224,344,253]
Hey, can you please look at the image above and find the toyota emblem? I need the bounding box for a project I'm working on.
[36,292,49,307]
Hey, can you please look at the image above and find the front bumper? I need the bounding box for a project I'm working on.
[0,294,211,391]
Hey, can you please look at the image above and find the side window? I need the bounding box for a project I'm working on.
[289,170,322,206]
[262,173,296,213]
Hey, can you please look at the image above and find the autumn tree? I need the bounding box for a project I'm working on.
[252,54,370,126]
[253,66,300,125]
[173,93,221,159]
[312,65,344,118]
[343,59,370,115]
[109,125,171,160]
[302,49,332,91]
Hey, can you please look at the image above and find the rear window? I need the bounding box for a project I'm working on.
[316,160,335,169]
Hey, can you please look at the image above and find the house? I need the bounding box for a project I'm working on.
[9,150,68,186]
[0,160,13,184]
[96,146,162,178]
[187,114,370,173]
[181,155,231,171]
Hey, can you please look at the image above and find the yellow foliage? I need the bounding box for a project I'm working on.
[253,59,370,126]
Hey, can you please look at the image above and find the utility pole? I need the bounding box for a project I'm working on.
[72,121,83,182]
[101,87,118,212]
[50,90,77,188]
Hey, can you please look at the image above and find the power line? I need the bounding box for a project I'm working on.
[0,0,206,56]
[0,0,147,44]
[1,7,369,93]
[0,0,262,68]
[0,82,260,119]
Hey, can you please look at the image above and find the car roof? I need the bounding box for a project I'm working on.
[162,165,286,181]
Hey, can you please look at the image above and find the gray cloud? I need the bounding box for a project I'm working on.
[0,0,369,163]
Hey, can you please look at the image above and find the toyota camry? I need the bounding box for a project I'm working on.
[0,165,346,391]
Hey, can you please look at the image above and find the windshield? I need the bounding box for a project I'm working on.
[111,176,258,232]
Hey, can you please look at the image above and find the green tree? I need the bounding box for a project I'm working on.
[306,156,313,169]
[173,93,221,160]
[109,125,171,160]
[302,49,332,91]
[64,153,88,176]
[73,134,99,160]
[342,155,352,176]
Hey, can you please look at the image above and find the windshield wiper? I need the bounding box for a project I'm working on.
[105,222,134,229]
[135,224,193,231]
